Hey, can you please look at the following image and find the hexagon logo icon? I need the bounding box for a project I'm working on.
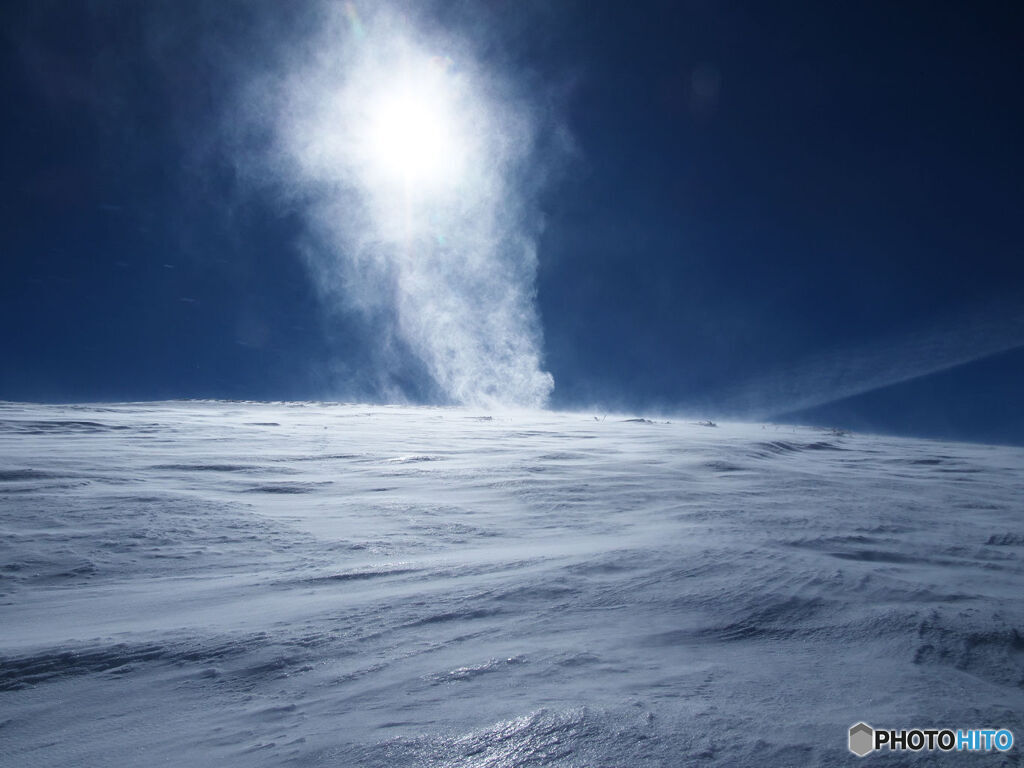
[849,722,874,757]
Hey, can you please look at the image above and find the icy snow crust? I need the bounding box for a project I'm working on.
[0,401,1022,766]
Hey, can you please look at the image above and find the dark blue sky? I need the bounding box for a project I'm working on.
[2,1,1023,444]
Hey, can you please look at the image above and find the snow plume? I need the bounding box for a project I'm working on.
[250,2,556,408]
[715,292,1024,420]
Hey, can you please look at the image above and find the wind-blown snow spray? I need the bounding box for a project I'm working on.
[714,292,1024,420]
[265,2,554,407]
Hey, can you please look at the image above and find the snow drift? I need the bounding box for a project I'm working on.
[1,401,1022,766]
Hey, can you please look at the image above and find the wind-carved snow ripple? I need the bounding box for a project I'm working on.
[1,403,1023,768]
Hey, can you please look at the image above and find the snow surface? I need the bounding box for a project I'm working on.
[1,401,1022,766]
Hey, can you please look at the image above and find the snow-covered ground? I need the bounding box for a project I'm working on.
[1,401,1022,766]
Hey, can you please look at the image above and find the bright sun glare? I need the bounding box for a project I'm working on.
[362,66,467,195]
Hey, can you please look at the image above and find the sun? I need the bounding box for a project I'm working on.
[359,62,468,196]
[366,88,452,188]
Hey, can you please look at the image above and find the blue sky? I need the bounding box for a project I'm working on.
[2,1,1022,444]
